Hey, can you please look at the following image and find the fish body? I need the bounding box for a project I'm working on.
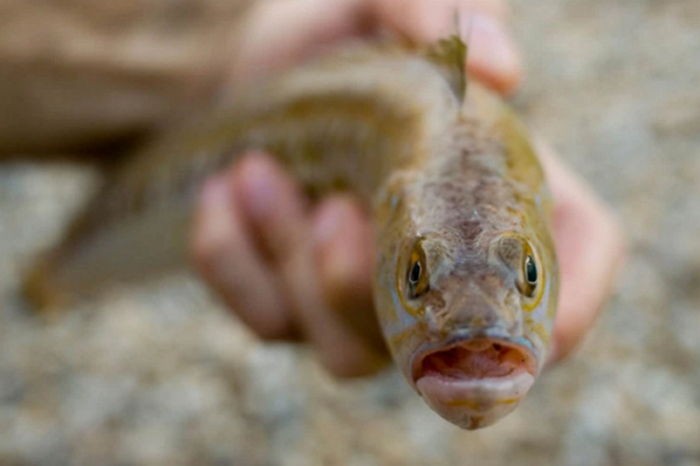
[25,37,559,429]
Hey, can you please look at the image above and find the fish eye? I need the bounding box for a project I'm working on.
[518,254,538,298]
[525,255,538,286]
[406,242,429,299]
[495,234,543,305]
[408,261,422,286]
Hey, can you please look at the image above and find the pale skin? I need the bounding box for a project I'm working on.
[192,0,626,377]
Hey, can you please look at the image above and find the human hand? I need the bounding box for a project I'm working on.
[537,142,625,364]
[191,0,624,376]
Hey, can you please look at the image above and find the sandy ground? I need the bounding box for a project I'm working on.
[0,1,699,465]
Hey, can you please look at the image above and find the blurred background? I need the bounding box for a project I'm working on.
[0,0,699,465]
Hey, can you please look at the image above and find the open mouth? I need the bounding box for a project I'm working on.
[411,338,539,429]
[413,339,537,382]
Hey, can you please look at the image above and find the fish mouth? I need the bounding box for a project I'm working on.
[411,337,538,429]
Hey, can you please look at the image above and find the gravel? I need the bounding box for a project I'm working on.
[0,1,698,464]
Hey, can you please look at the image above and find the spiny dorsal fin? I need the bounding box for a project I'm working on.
[422,35,468,101]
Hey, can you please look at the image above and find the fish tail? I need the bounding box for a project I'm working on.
[22,255,62,313]
[22,197,191,312]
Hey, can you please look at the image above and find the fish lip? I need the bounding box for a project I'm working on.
[409,329,539,386]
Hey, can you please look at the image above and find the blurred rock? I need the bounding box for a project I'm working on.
[1,1,699,465]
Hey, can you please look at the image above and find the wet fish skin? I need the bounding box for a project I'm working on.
[25,37,559,429]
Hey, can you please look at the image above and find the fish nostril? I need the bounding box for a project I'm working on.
[492,343,502,352]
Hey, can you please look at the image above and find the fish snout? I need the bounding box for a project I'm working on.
[427,282,522,337]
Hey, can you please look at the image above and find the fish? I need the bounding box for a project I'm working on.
[23,36,559,430]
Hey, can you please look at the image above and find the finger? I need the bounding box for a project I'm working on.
[466,12,523,95]
[538,144,626,364]
[231,0,521,95]
[232,152,310,262]
[373,0,522,94]
[230,0,370,85]
[236,153,386,377]
[191,166,297,340]
[374,0,509,42]
[312,196,388,355]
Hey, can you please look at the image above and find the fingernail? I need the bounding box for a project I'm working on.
[237,154,282,221]
[465,13,522,90]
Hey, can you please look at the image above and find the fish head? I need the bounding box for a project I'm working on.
[374,193,558,429]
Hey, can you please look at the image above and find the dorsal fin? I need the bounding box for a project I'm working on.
[422,35,468,101]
